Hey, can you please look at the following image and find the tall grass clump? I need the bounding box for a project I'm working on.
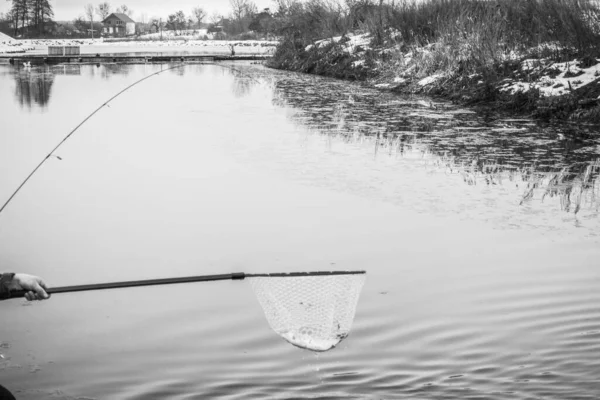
[388,0,600,75]
[269,0,600,80]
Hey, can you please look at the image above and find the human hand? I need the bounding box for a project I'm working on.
[11,274,49,301]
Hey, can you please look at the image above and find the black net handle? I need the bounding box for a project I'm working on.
[8,271,366,298]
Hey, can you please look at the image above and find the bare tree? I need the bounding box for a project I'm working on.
[137,12,148,33]
[84,4,95,38]
[229,0,257,34]
[115,4,133,17]
[230,0,257,20]
[192,6,206,28]
[209,12,222,25]
[96,2,111,21]
[150,17,165,38]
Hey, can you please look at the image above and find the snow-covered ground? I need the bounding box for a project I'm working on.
[0,38,278,55]
[305,32,371,53]
[0,42,35,53]
[311,31,600,102]
[500,58,600,97]
[0,32,34,53]
[0,35,35,53]
[138,29,210,40]
[300,30,600,102]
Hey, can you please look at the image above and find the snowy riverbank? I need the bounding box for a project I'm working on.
[268,31,600,122]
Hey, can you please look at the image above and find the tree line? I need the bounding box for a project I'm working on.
[2,0,54,36]
[149,0,276,38]
[145,0,258,37]
[0,0,293,39]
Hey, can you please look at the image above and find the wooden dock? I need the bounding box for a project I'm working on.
[0,54,269,65]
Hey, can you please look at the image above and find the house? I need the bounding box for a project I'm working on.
[102,13,135,36]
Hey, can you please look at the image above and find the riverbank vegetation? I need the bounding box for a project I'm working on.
[267,0,600,122]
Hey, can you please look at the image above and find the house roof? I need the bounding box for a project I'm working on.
[103,13,135,23]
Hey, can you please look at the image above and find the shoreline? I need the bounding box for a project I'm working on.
[267,33,600,125]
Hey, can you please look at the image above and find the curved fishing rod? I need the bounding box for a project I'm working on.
[0,60,267,216]
[0,63,189,215]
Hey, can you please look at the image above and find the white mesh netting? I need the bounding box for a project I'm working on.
[249,273,366,352]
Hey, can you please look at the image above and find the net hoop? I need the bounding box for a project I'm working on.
[249,271,366,352]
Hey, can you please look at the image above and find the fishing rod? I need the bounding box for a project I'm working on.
[0,62,194,215]
[0,59,269,216]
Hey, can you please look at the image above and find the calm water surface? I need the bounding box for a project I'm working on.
[0,63,599,399]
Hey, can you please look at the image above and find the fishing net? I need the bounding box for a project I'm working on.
[7,269,366,353]
[248,273,366,352]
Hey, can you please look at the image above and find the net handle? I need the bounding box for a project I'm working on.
[7,271,366,299]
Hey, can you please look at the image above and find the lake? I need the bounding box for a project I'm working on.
[0,62,599,399]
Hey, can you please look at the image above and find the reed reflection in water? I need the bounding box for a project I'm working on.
[255,68,600,219]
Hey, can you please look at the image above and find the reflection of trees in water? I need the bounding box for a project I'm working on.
[94,63,178,79]
[11,63,212,109]
[223,66,254,98]
[170,65,186,76]
[14,68,55,108]
[89,62,208,78]
[270,75,600,214]
[86,63,204,79]
[98,63,137,79]
[167,64,208,77]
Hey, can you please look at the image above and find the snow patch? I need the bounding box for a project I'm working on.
[0,40,35,54]
[418,74,442,86]
[138,29,209,40]
[501,58,600,97]
[311,33,372,55]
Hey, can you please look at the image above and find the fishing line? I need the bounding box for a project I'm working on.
[0,63,189,215]
[0,60,268,216]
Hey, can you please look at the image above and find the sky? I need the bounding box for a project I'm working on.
[0,0,276,21]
